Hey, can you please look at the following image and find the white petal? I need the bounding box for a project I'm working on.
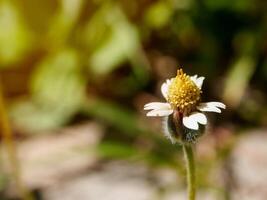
[191,112,207,125]
[182,112,207,130]
[197,104,221,113]
[190,75,205,89]
[144,102,171,110]
[190,75,198,83]
[166,78,173,86]
[161,78,174,99]
[161,82,169,99]
[195,77,205,88]
[206,102,226,109]
[197,102,224,113]
[144,102,173,117]
[183,115,199,130]
[146,109,173,117]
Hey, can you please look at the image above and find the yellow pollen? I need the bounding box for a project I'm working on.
[167,69,201,114]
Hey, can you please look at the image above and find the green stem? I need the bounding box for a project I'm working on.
[183,144,196,200]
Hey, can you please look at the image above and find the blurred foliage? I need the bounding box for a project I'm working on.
[0,0,265,130]
[87,3,140,75]
[10,49,86,131]
[0,1,32,66]
[0,0,267,197]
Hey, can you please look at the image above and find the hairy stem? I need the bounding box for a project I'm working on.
[183,144,196,200]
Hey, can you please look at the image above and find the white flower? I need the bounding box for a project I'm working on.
[144,69,226,131]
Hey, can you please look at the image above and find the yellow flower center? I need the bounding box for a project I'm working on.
[167,69,201,114]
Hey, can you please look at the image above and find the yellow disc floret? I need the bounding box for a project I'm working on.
[167,69,201,114]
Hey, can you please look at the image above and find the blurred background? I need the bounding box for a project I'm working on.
[0,0,267,199]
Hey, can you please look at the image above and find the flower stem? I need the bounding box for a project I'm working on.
[183,144,196,200]
[0,84,33,200]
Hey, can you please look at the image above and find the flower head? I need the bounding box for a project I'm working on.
[144,69,225,143]
[167,69,201,114]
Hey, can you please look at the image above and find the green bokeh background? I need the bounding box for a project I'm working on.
[0,0,267,199]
